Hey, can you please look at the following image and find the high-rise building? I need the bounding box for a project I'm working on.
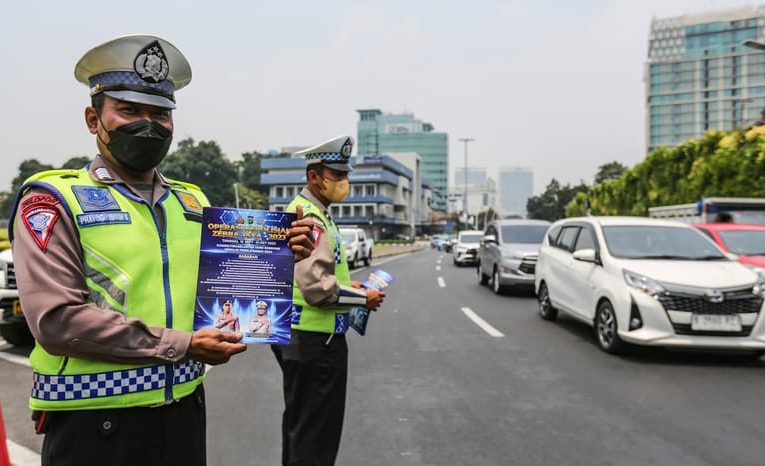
[646,6,765,152]
[454,167,487,187]
[499,168,533,218]
[357,109,449,211]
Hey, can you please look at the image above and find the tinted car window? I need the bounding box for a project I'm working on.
[556,226,580,251]
[574,228,596,251]
[718,230,765,255]
[500,225,549,244]
[547,226,562,245]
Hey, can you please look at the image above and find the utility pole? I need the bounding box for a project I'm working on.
[458,137,474,227]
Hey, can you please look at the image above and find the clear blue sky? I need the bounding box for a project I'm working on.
[0,0,751,193]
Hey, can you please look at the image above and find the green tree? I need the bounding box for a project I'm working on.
[594,161,627,184]
[61,156,92,170]
[236,185,268,209]
[527,179,589,221]
[160,138,239,206]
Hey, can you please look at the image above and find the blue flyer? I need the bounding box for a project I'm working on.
[349,269,394,336]
[194,207,296,345]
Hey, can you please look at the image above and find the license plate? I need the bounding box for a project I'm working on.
[12,300,22,316]
[691,314,741,332]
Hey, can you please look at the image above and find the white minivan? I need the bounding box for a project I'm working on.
[535,216,765,356]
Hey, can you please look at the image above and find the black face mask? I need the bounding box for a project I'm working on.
[99,118,173,172]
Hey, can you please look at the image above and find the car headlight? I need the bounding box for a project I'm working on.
[623,269,666,298]
[456,246,468,252]
[752,271,765,297]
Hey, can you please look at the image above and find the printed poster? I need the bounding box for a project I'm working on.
[194,207,296,345]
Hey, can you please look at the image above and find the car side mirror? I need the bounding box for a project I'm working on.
[573,248,598,263]
[483,235,496,244]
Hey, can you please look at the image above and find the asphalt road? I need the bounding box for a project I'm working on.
[2,248,764,465]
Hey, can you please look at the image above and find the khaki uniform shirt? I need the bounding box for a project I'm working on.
[11,156,191,365]
[295,188,366,308]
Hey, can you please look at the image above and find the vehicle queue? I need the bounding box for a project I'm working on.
[445,198,765,359]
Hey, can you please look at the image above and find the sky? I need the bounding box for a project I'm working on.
[0,0,754,194]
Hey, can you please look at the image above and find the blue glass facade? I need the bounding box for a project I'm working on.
[646,8,765,152]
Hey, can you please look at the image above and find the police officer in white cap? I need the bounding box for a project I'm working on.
[272,135,385,465]
[10,35,316,466]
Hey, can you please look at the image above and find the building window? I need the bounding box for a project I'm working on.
[365,185,376,197]
[354,205,364,217]
[274,205,284,212]
[365,205,375,217]
[286,186,294,197]
[276,186,284,198]
[331,206,341,218]
[353,185,363,197]
[342,205,352,217]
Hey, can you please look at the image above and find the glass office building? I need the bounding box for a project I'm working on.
[646,7,765,152]
[499,168,533,218]
[357,109,449,211]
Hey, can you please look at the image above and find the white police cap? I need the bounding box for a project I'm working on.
[296,135,354,172]
[74,35,191,109]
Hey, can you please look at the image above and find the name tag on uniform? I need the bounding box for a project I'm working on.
[77,212,132,228]
[72,186,121,212]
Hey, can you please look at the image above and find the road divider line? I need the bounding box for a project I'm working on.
[7,439,40,465]
[0,351,31,368]
[461,307,505,338]
[437,277,446,288]
[436,265,441,271]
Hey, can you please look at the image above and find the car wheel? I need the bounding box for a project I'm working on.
[595,300,624,354]
[349,253,358,269]
[478,262,489,285]
[492,267,505,295]
[0,321,34,346]
[364,251,372,266]
[537,283,558,321]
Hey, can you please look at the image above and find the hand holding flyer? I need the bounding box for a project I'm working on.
[349,269,394,335]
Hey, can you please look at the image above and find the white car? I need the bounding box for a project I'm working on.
[535,216,765,356]
[452,230,483,266]
[339,228,373,269]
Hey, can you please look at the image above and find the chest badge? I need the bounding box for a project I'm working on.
[72,186,121,212]
[174,191,203,215]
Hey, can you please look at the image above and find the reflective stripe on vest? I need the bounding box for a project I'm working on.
[287,194,352,334]
[11,167,209,410]
[32,360,205,401]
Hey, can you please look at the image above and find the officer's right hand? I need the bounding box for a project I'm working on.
[188,328,247,365]
[365,289,385,311]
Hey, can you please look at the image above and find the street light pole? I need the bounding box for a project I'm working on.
[234,182,240,209]
[458,137,474,228]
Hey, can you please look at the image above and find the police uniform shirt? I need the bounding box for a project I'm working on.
[294,187,366,308]
[11,155,190,364]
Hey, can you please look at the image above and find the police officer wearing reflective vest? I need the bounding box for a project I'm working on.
[271,136,385,465]
[10,35,315,466]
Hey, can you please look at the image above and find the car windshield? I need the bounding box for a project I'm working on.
[718,230,765,255]
[500,225,548,244]
[460,234,483,243]
[602,226,726,260]
[340,232,356,243]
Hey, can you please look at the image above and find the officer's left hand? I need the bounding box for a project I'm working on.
[288,205,315,262]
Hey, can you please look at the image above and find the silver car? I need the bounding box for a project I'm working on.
[477,219,551,294]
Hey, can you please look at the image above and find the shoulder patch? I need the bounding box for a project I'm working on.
[311,225,323,248]
[94,167,114,181]
[71,186,120,212]
[22,200,60,252]
[21,193,58,210]
[173,190,203,215]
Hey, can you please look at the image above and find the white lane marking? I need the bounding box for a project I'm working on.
[0,350,31,368]
[437,277,446,288]
[436,265,441,271]
[7,439,41,465]
[461,307,505,338]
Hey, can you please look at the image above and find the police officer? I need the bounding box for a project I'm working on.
[271,135,385,465]
[10,35,315,466]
